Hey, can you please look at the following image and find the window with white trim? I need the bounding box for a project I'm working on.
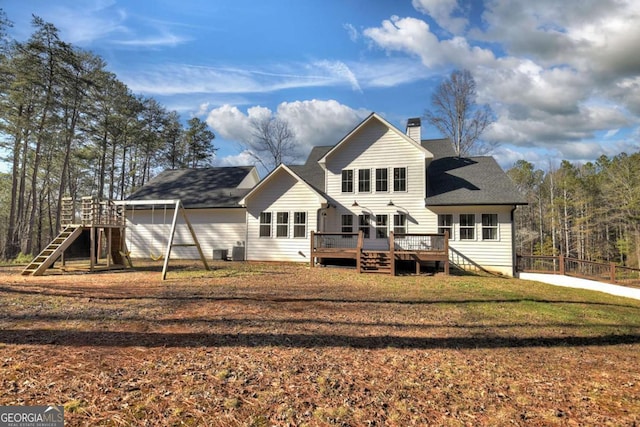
[375,214,388,238]
[293,212,306,238]
[438,214,453,237]
[359,214,370,239]
[375,168,388,192]
[276,212,289,237]
[259,212,271,237]
[482,214,498,240]
[393,213,407,235]
[341,169,353,193]
[393,167,407,191]
[460,214,475,240]
[341,214,353,234]
[358,169,371,192]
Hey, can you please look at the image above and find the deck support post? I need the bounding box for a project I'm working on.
[389,231,395,276]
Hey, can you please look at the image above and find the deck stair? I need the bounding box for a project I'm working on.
[360,251,392,273]
[21,226,84,276]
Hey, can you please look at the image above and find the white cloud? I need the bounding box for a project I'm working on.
[363,16,494,69]
[411,0,468,34]
[363,0,640,156]
[206,100,369,162]
[213,150,257,167]
[343,23,359,42]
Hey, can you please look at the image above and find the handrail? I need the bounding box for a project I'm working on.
[61,197,125,227]
[517,254,640,286]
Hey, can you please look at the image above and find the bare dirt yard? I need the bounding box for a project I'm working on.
[1,261,640,426]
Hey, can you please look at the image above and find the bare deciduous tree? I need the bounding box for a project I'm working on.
[425,69,494,156]
[245,116,296,173]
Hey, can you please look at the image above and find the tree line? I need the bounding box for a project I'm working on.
[0,13,216,260]
[508,154,640,268]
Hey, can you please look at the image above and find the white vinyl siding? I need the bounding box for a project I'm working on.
[126,208,246,260]
[431,206,516,276]
[245,168,321,262]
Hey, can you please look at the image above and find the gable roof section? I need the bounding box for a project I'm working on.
[288,145,332,192]
[127,166,256,208]
[426,156,527,206]
[318,112,433,165]
[239,163,328,206]
[421,138,457,159]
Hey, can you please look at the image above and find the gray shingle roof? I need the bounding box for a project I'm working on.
[288,146,332,192]
[126,166,254,208]
[426,156,526,206]
[421,138,457,158]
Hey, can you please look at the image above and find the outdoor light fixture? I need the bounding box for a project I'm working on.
[387,200,394,206]
[352,201,359,207]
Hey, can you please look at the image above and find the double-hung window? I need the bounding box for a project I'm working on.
[438,214,453,237]
[482,214,498,240]
[393,167,407,192]
[293,212,306,238]
[358,169,371,192]
[340,214,353,239]
[359,214,370,239]
[375,168,388,192]
[459,214,475,240]
[259,212,272,237]
[341,169,353,193]
[276,212,289,237]
[393,213,407,235]
[375,214,388,238]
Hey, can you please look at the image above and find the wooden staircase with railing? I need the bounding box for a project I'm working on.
[21,226,84,276]
[360,251,392,274]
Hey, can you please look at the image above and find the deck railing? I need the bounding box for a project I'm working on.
[310,230,449,275]
[517,254,640,287]
[392,232,448,252]
[61,197,125,227]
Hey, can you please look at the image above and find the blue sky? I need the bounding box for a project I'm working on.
[3,0,640,171]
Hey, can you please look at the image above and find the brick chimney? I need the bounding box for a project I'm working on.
[406,117,421,143]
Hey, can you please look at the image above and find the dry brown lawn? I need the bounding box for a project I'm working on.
[1,261,639,426]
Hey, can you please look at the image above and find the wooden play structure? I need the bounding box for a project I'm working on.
[22,197,209,280]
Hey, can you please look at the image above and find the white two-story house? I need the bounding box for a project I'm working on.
[239,113,526,276]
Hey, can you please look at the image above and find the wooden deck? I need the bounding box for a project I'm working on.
[311,231,449,275]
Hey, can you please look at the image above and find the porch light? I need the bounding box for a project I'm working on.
[352,201,359,207]
[387,200,394,206]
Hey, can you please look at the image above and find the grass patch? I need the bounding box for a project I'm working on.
[0,261,639,425]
